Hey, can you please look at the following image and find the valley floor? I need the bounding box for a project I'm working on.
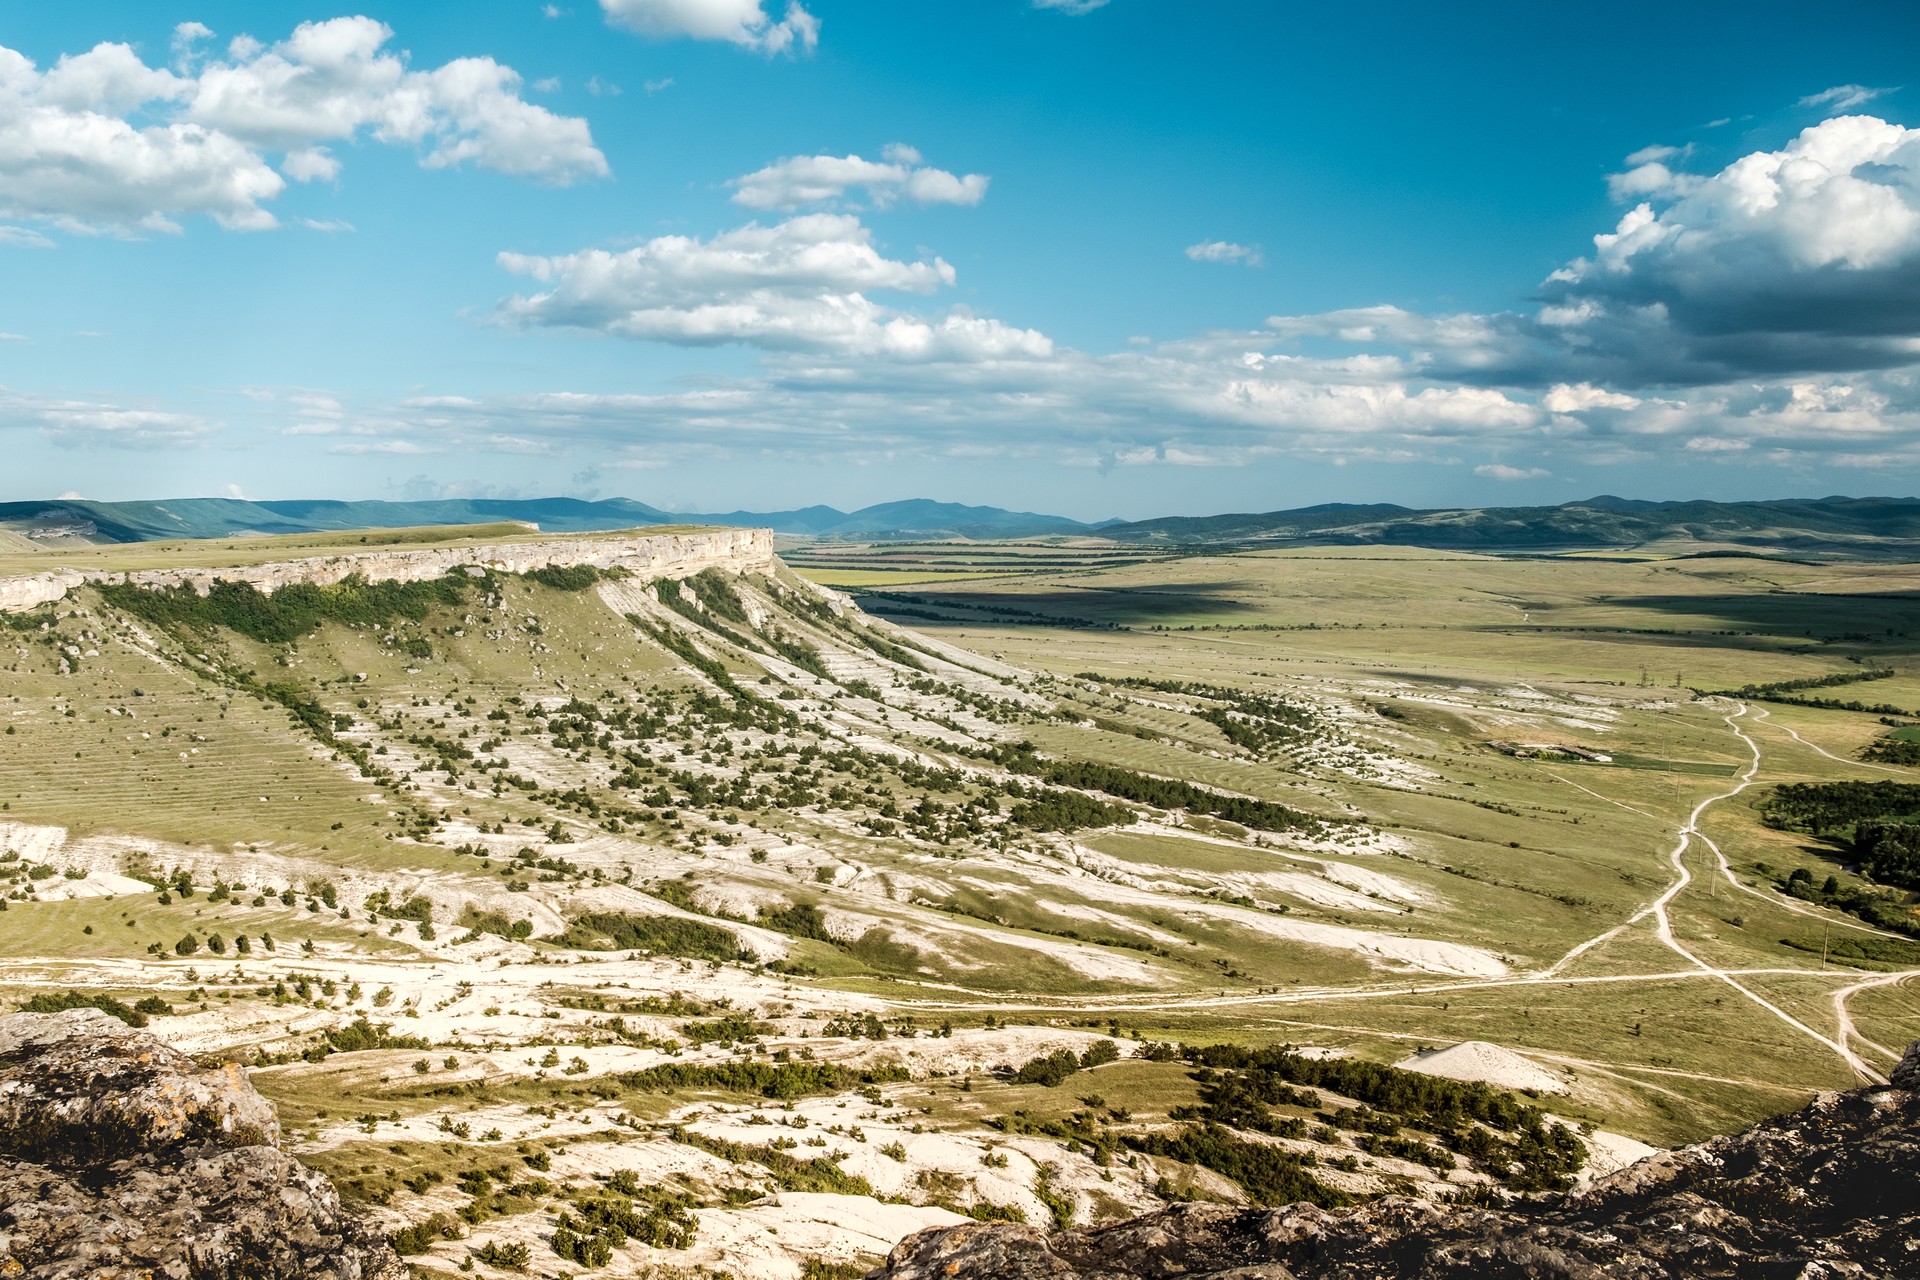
[2,533,1916,1278]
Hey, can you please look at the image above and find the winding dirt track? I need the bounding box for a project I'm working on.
[2,695,1911,1092]
[887,700,1918,1084]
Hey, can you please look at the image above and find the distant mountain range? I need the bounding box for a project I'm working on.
[3,493,1918,556]
[1101,495,1920,554]
[0,496,1098,544]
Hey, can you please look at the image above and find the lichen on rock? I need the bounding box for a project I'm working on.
[0,1009,404,1280]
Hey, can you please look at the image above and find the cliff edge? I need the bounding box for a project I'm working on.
[876,1040,1920,1280]
[0,1009,404,1279]
[0,524,774,612]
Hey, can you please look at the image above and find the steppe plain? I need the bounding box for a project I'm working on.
[2,523,1916,1279]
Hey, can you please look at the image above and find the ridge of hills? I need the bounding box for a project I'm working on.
[1104,494,1920,554]
[5,493,1920,555]
[0,496,1100,547]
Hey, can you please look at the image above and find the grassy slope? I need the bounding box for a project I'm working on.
[1,540,1914,1162]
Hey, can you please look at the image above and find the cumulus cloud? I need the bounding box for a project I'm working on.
[1247,118,1920,393]
[1541,383,1640,413]
[1474,463,1549,480]
[496,213,1050,359]
[599,0,819,55]
[1185,240,1263,266]
[1538,114,1920,381]
[1605,145,1699,202]
[1034,0,1111,13]
[184,18,606,181]
[281,146,339,182]
[729,146,988,210]
[0,18,604,236]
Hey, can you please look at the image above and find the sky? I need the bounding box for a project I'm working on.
[2,0,1919,519]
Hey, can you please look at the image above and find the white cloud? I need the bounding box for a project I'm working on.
[281,146,339,182]
[1185,240,1263,266]
[1624,144,1683,167]
[22,398,216,448]
[1034,0,1111,13]
[532,76,561,92]
[1528,115,1920,383]
[0,225,55,248]
[1605,143,1700,201]
[1542,382,1640,413]
[1474,463,1549,480]
[172,22,215,63]
[0,18,605,236]
[729,148,988,210]
[1605,161,1692,201]
[188,19,607,182]
[1800,84,1895,113]
[0,332,26,342]
[329,439,432,454]
[496,213,1049,360]
[599,0,820,55]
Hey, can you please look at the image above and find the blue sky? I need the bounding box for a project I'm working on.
[2,1,1919,518]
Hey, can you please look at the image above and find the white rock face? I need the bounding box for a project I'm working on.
[0,569,85,613]
[0,527,774,612]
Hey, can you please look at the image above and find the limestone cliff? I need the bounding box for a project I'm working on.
[0,525,774,613]
[875,1040,1920,1280]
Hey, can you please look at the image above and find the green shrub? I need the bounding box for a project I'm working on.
[553,911,747,961]
[21,990,147,1027]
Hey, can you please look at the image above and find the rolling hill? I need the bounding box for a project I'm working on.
[4,493,1920,555]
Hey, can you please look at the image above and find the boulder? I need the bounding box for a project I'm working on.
[876,1040,1920,1280]
[0,1009,404,1280]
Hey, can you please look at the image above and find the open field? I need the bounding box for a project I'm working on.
[3,530,1916,1278]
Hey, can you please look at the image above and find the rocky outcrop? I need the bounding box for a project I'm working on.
[0,525,774,612]
[0,1009,404,1279]
[0,570,84,615]
[876,1040,1920,1280]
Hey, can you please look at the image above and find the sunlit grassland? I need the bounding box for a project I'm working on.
[1111,974,1854,1145]
[0,892,417,963]
[859,545,1920,691]
[5,530,1917,1168]
[1846,975,1920,1046]
[839,544,1916,1125]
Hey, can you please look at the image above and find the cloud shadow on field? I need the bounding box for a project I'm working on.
[861,583,1259,627]
[1600,590,1920,643]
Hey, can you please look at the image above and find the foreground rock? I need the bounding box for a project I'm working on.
[0,1009,404,1280]
[878,1041,1920,1280]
